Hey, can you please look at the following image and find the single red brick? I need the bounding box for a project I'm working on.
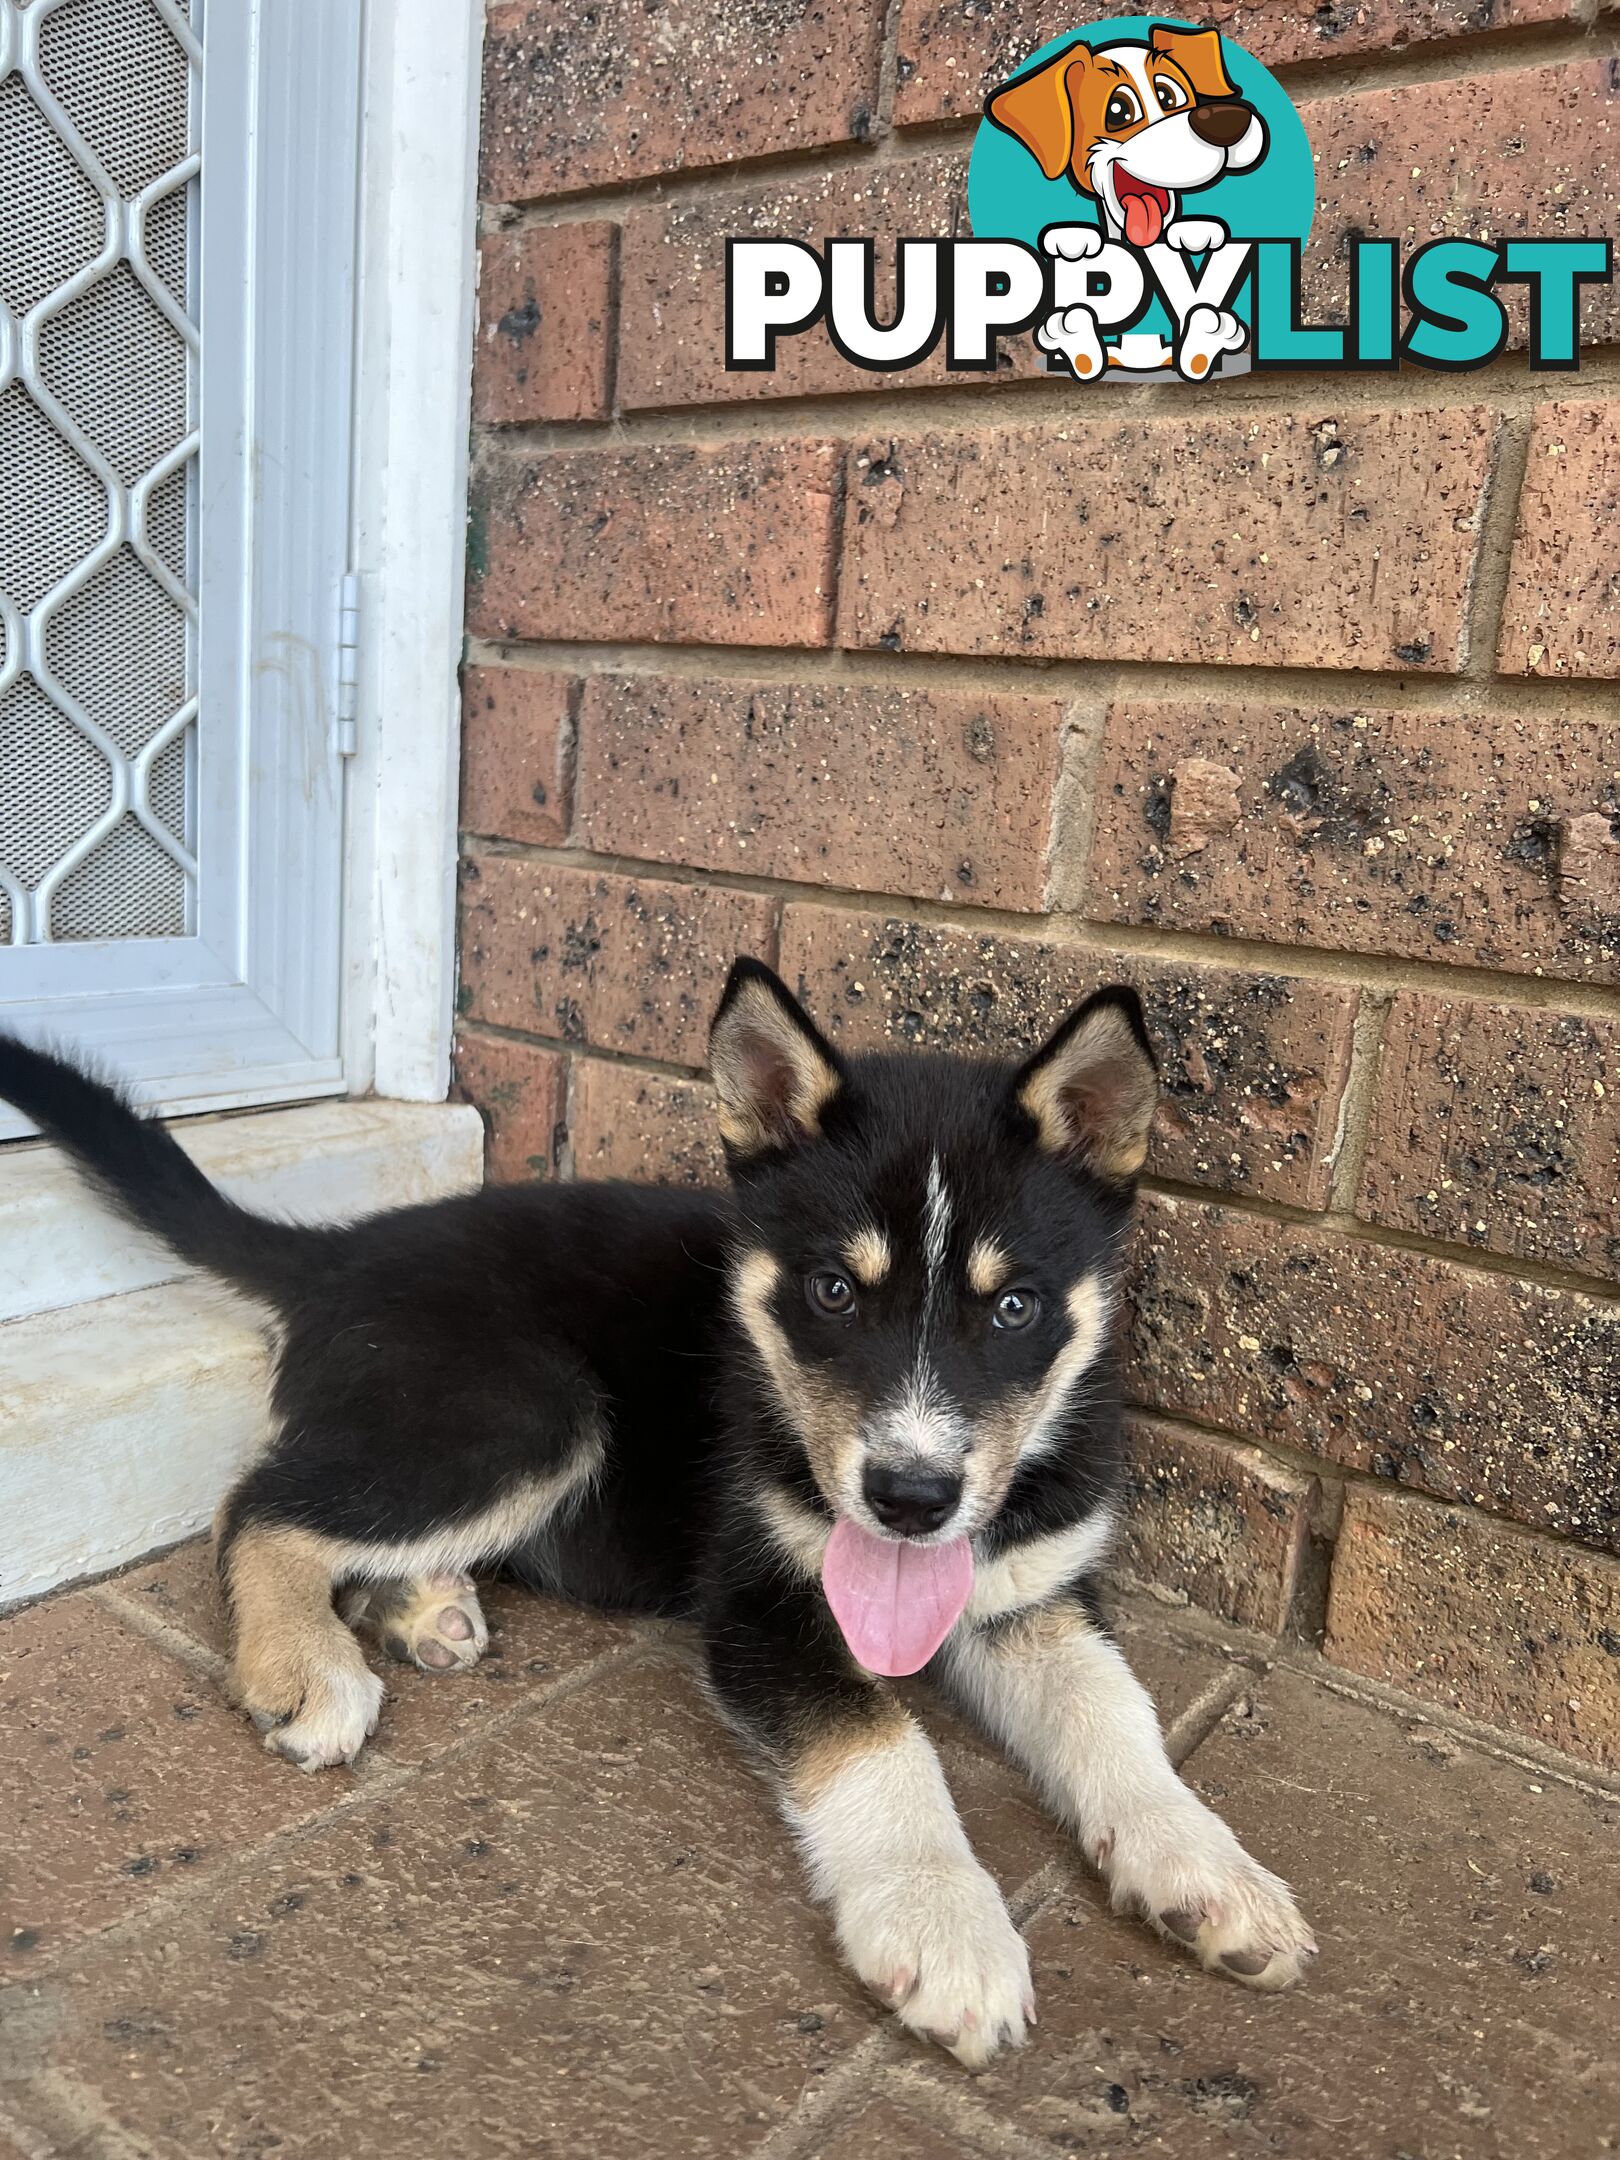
[458,854,776,1067]
[1325,1487,1620,1772]
[1125,1192,1620,1551]
[778,903,1356,1208]
[1359,993,1620,1279]
[468,441,841,648]
[453,1027,566,1182]
[570,1059,724,1186]
[891,0,1577,126]
[460,666,573,847]
[575,676,1063,910]
[1499,403,1620,680]
[1306,64,1620,349]
[618,153,1042,410]
[837,413,1494,672]
[1117,1415,1313,1635]
[1085,698,1620,986]
[474,223,615,425]
[481,0,884,202]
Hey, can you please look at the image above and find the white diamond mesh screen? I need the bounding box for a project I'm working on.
[0,0,199,947]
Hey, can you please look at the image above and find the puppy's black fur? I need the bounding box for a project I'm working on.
[0,967,1134,1623]
[1,959,1314,2062]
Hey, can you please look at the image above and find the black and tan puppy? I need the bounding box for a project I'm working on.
[0,962,1314,2066]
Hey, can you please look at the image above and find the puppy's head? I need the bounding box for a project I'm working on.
[709,958,1158,1556]
[987,26,1266,247]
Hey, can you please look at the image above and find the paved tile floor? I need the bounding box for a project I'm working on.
[1,1544,1614,2159]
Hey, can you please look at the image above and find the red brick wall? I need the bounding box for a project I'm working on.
[458,1,1620,1771]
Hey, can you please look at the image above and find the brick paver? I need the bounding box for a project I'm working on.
[0,1545,1613,2158]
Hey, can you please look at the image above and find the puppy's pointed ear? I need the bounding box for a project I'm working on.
[1148,24,1236,101]
[986,43,1091,182]
[1013,987,1159,1182]
[709,959,845,1163]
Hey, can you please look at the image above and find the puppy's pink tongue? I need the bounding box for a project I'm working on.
[1122,192,1165,248]
[821,1517,974,1677]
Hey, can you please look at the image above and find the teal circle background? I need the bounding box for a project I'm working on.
[967,15,1315,344]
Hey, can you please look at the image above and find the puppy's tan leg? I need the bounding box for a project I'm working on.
[943,1596,1316,1990]
[222,1526,384,1771]
[344,1574,489,1673]
[782,1698,1033,2069]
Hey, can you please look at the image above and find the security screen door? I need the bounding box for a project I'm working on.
[0,0,363,1140]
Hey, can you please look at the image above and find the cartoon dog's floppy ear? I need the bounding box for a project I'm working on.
[1012,986,1160,1183]
[1148,23,1236,102]
[985,42,1094,182]
[709,958,846,1163]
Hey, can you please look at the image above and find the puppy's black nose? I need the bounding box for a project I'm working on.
[863,1464,963,1537]
[1189,100,1254,148]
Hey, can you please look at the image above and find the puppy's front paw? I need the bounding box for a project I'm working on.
[837,1860,1033,2069]
[1103,1802,1316,1991]
[231,1647,384,1772]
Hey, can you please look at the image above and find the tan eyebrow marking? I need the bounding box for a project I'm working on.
[842,1226,892,1287]
[967,1236,1011,1297]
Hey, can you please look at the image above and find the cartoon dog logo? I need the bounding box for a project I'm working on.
[986,24,1268,380]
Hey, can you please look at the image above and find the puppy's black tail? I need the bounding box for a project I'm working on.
[0,1035,331,1307]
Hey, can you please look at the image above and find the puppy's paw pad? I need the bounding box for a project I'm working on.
[840,1861,1033,2069]
[377,1576,489,1675]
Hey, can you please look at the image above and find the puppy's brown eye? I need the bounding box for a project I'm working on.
[808,1272,857,1316]
[993,1288,1040,1332]
[1153,76,1188,113]
[1104,88,1140,130]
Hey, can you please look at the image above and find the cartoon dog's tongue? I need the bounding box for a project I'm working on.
[821,1517,974,1677]
[1118,178,1168,249]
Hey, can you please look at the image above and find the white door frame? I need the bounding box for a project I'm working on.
[342,0,483,1106]
[1,0,480,1123]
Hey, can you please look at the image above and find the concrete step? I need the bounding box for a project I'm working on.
[0,1099,484,1605]
[0,1097,484,1324]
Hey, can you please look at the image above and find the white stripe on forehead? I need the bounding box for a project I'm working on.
[924,1153,952,1287]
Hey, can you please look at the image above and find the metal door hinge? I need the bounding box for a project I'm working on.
[334,570,361,756]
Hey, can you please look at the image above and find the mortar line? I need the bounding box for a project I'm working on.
[484,16,1620,228]
[0,2095,62,2160]
[459,835,1620,1025]
[1461,410,1534,680]
[744,2030,902,2160]
[464,630,1620,726]
[0,1638,670,1998]
[1140,1169,1620,1303]
[91,1578,227,1682]
[1103,1589,1620,1795]
[1111,1397,1567,1549]
[2,2070,157,2160]
[473,346,1620,448]
[1324,989,1392,1210]
[872,0,906,138]
[880,2062,1061,2160]
[1043,675,1119,914]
